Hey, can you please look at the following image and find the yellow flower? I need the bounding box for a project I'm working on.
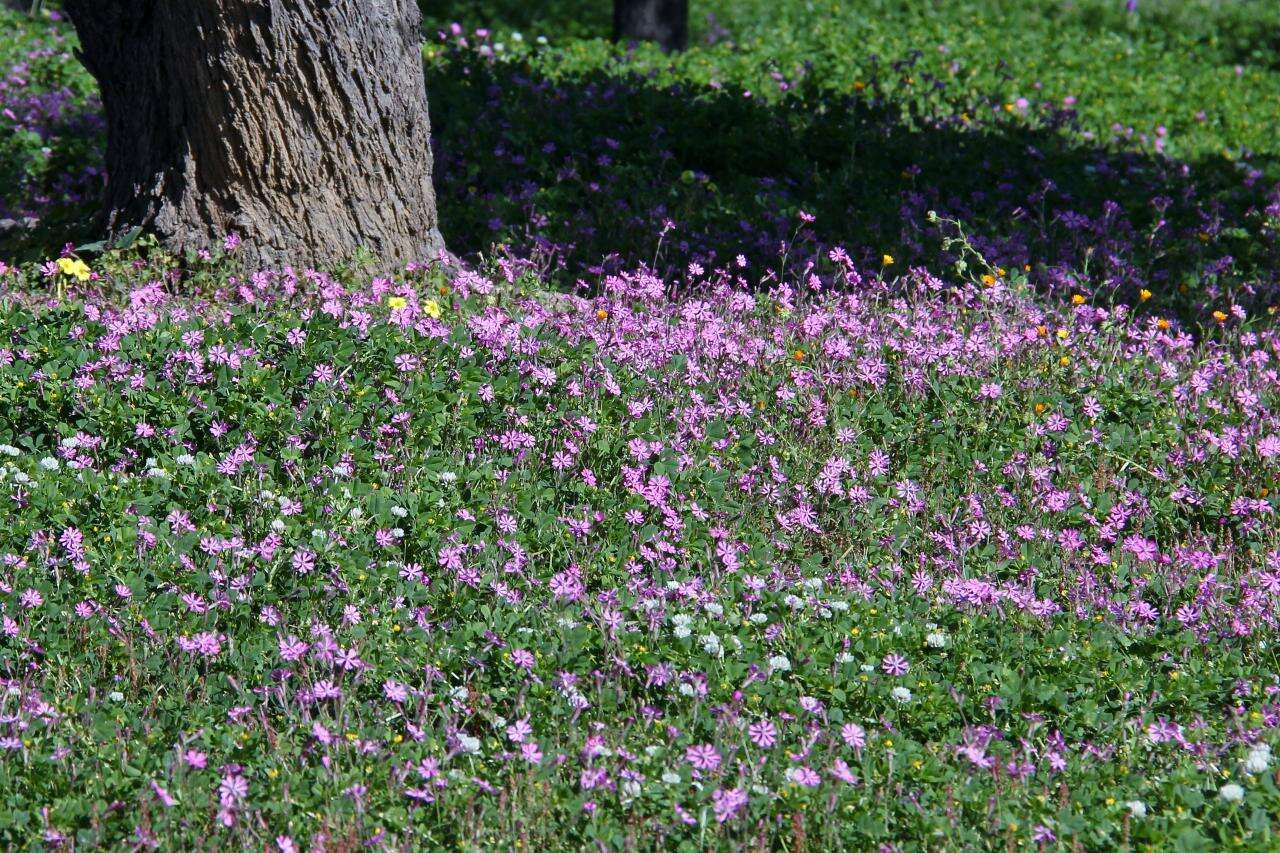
[1213,310,1228,322]
[387,296,408,310]
[57,257,91,282]
[881,254,894,266]
[981,274,996,287]
[1139,288,1152,301]
[423,299,442,319]
[1071,294,1086,305]
[1156,318,1170,330]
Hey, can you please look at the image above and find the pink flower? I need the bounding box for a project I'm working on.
[841,723,867,750]
[685,743,721,771]
[882,653,910,676]
[748,719,777,749]
[712,787,748,823]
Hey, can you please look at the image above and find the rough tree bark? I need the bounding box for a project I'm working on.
[613,0,688,52]
[61,0,444,271]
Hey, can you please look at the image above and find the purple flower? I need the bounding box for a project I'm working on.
[882,653,910,676]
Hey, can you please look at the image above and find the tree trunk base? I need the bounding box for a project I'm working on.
[64,0,445,273]
[614,0,688,52]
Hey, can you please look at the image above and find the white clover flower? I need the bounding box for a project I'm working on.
[175,453,196,466]
[700,633,723,656]
[1219,783,1245,802]
[828,600,850,612]
[1125,800,1147,818]
[438,471,458,483]
[59,436,79,449]
[749,612,769,624]
[671,613,694,627]
[390,506,408,518]
[768,654,792,672]
[644,745,663,757]
[704,602,723,617]
[837,652,856,663]
[39,456,60,471]
[349,507,363,519]
[108,691,124,702]
[642,598,661,611]
[536,35,548,45]
[0,444,19,457]
[13,471,30,484]
[620,779,641,800]
[926,632,948,648]
[511,31,524,42]
[784,594,804,609]
[556,617,578,629]
[661,771,681,785]
[271,519,286,532]
[678,683,696,697]
[891,686,913,704]
[1244,744,1272,774]
[728,636,743,651]
[392,527,405,538]
[803,577,823,590]
[673,625,692,639]
[861,664,875,674]
[457,733,481,754]
[311,529,327,540]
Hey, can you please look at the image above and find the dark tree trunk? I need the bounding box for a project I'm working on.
[613,0,688,52]
[61,0,444,272]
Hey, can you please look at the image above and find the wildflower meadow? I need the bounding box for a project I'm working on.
[1,1,1279,849]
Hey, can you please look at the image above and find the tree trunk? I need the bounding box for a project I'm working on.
[613,0,688,52]
[61,0,444,272]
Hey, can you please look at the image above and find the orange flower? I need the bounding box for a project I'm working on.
[596,309,609,321]
[1156,318,1170,330]
[1071,294,1086,305]
[1034,403,1047,414]
[1139,289,1152,302]
[1213,310,1228,322]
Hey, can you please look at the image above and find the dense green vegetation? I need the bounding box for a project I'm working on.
[0,2,1278,849]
